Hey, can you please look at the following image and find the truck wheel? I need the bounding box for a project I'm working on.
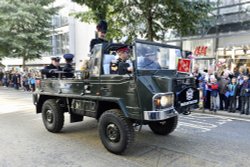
[98,109,134,154]
[148,116,178,135]
[42,99,64,133]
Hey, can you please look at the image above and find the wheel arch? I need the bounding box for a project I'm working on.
[36,95,57,114]
[97,99,129,120]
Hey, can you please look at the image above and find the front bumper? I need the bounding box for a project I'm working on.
[144,107,178,121]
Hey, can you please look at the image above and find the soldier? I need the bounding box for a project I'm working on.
[41,57,62,78]
[110,46,133,74]
[63,53,74,78]
[90,20,108,52]
[139,51,161,70]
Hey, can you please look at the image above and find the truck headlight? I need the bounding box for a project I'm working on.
[160,96,169,107]
[153,93,174,110]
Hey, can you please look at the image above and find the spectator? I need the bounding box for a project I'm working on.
[12,72,21,90]
[22,75,30,91]
[29,74,36,92]
[239,74,250,115]
[227,77,238,113]
[208,77,219,112]
[0,70,3,86]
[218,72,230,110]
[2,72,9,87]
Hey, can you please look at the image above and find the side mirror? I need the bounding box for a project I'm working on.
[118,62,130,75]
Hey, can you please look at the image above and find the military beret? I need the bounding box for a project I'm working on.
[117,46,129,53]
[63,53,74,59]
[51,57,61,61]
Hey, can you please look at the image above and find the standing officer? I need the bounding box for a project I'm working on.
[63,53,74,78]
[90,20,108,52]
[41,57,62,78]
[110,46,133,74]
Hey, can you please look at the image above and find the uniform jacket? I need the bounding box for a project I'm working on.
[140,58,161,70]
[41,64,62,78]
[218,77,230,94]
[227,83,238,97]
[208,82,219,97]
[90,38,108,52]
[63,63,74,78]
[239,80,250,97]
[110,58,131,74]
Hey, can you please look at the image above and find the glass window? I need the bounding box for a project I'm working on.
[53,33,69,55]
[219,6,239,15]
[52,15,69,28]
[219,0,240,7]
[89,44,102,76]
[136,43,181,70]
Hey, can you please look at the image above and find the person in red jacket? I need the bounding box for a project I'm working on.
[208,77,219,112]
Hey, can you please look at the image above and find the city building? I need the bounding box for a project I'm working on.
[2,0,95,71]
[168,0,250,73]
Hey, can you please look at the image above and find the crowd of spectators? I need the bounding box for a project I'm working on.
[0,69,40,92]
[193,65,250,115]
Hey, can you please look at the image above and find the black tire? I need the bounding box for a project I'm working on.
[98,109,134,154]
[148,116,178,135]
[42,99,64,133]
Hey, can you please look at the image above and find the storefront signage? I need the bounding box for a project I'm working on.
[194,46,208,56]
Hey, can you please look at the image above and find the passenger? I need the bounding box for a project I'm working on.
[90,20,108,52]
[41,57,62,78]
[139,51,161,70]
[63,53,74,78]
[110,46,133,74]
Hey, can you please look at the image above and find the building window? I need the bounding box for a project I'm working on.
[52,15,69,28]
[51,33,69,55]
[219,0,240,7]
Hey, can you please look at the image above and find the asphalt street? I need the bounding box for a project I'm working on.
[0,87,250,167]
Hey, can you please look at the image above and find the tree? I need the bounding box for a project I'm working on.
[72,0,213,42]
[0,0,58,69]
[72,0,125,41]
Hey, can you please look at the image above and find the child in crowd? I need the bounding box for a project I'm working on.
[208,77,219,112]
[227,77,238,113]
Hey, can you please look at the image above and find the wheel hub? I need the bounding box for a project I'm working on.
[46,109,53,123]
[106,123,120,142]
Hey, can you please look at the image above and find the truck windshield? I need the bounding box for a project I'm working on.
[135,42,181,70]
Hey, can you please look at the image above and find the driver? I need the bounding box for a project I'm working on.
[110,46,133,74]
[140,51,161,70]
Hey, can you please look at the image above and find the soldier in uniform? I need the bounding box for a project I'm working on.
[110,46,133,74]
[63,53,74,78]
[90,20,108,52]
[139,51,161,70]
[41,57,62,78]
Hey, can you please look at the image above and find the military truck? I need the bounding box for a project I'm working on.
[33,39,199,154]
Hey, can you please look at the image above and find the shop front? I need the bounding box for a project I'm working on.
[182,38,215,73]
[217,33,250,74]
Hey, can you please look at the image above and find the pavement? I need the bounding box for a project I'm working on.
[193,108,250,120]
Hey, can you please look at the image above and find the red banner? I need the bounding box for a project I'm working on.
[177,59,191,73]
